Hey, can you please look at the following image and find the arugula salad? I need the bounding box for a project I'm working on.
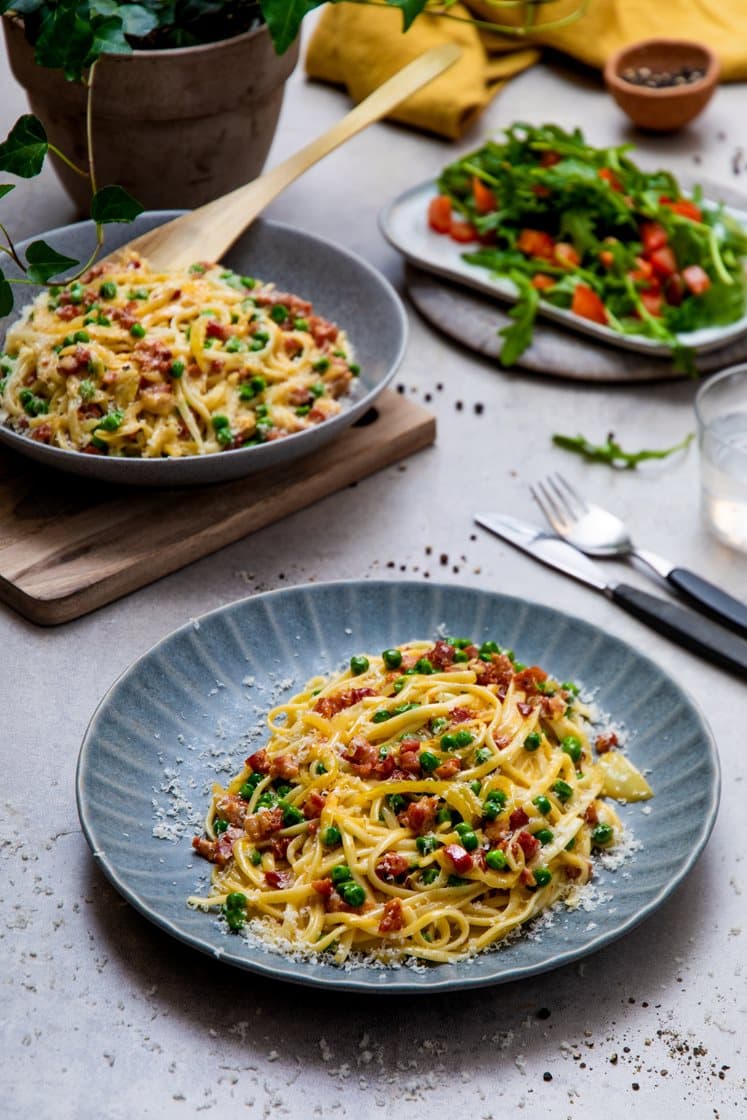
[429,123,747,368]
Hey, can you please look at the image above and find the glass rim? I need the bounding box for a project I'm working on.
[694,362,747,433]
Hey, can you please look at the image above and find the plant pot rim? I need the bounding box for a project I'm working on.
[3,11,277,63]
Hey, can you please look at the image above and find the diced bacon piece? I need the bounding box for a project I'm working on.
[303,791,327,819]
[268,754,299,781]
[515,830,540,861]
[245,748,270,773]
[443,844,473,874]
[110,302,139,330]
[584,803,599,826]
[398,750,422,776]
[434,758,461,780]
[82,262,108,282]
[205,320,229,340]
[426,640,456,669]
[378,897,405,934]
[215,794,248,827]
[402,795,439,834]
[140,384,175,415]
[539,693,566,720]
[30,423,52,443]
[314,688,376,718]
[376,852,411,881]
[312,877,334,897]
[135,340,173,375]
[58,345,92,375]
[265,869,291,889]
[513,665,548,694]
[191,825,242,866]
[270,836,291,861]
[475,654,514,689]
[254,289,313,318]
[243,806,284,841]
[342,736,378,778]
[517,701,533,717]
[57,304,80,322]
[565,864,583,880]
[509,807,529,830]
[449,707,473,724]
[520,868,536,887]
[308,314,339,347]
[288,385,314,407]
[595,732,618,755]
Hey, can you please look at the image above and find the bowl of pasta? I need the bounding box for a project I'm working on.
[0,213,407,485]
[76,580,719,992]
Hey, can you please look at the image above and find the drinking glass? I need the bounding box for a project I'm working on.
[695,364,747,552]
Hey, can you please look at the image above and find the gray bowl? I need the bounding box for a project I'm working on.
[0,213,408,485]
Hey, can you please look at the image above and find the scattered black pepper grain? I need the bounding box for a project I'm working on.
[399,564,406,571]
[543,1072,552,1082]
[396,384,405,394]
[610,1054,618,1065]
[440,553,448,565]
[642,1002,649,1008]
[397,464,407,472]
[425,546,432,555]
[632,1083,640,1091]
[455,400,463,411]
[732,147,744,175]
[474,403,484,415]
[470,533,477,541]
[424,393,432,402]
[423,571,430,578]
[386,561,395,568]
[624,1047,631,1054]
[452,565,460,574]
[436,382,444,391]
[628,997,636,1004]
[537,1008,551,1020]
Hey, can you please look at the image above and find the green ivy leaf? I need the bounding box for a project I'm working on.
[259,0,325,54]
[90,0,158,39]
[34,0,91,77]
[90,184,144,224]
[0,115,48,178]
[386,0,429,31]
[88,14,131,61]
[0,184,15,201]
[0,269,13,319]
[25,240,80,284]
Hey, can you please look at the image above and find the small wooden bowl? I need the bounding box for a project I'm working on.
[604,39,720,131]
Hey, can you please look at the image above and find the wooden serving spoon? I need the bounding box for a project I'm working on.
[118,42,461,270]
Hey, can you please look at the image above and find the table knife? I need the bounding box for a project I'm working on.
[475,512,747,678]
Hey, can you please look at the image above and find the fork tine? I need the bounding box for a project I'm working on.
[531,480,569,534]
[553,473,590,515]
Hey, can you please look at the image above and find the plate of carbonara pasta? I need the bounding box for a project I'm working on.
[76,581,719,992]
[0,213,407,484]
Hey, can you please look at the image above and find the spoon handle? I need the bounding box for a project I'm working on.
[123,43,461,270]
[667,567,747,640]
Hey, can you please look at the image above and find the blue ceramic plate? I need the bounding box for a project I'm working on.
[0,214,407,486]
[76,581,720,992]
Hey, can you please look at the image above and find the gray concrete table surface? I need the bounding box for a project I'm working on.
[1,25,745,1120]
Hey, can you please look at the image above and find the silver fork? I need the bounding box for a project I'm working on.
[532,473,747,638]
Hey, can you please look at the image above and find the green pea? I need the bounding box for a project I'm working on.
[280,801,305,827]
[552,779,573,803]
[294,318,309,331]
[169,359,185,379]
[453,650,469,663]
[349,362,360,376]
[420,866,440,885]
[255,790,277,809]
[310,381,325,398]
[296,405,311,416]
[129,322,146,339]
[591,823,614,847]
[339,881,366,907]
[392,677,407,694]
[561,736,583,763]
[79,379,95,401]
[225,336,244,353]
[239,773,263,799]
[475,747,491,764]
[419,751,440,773]
[478,640,500,660]
[533,795,552,815]
[413,658,434,675]
[241,276,256,289]
[393,702,420,715]
[249,848,262,865]
[447,875,469,887]
[270,304,288,323]
[371,710,392,724]
[562,681,580,696]
[350,655,369,676]
[382,648,403,670]
[96,409,123,432]
[128,288,149,300]
[68,283,84,304]
[225,909,245,932]
[330,864,352,885]
[485,849,507,871]
[454,823,478,851]
[387,793,407,814]
[524,731,541,752]
[99,281,117,300]
[532,868,552,887]
[212,414,230,430]
[313,357,330,372]
[469,780,482,795]
[440,733,458,751]
[453,730,473,748]
[73,329,90,343]
[430,717,449,736]
[321,825,341,847]
[534,828,554,845]
[213,818,229,835]
[416,834,441,855]
[225,891,247,911]
[436,807,453,825]
[483,790,507,821]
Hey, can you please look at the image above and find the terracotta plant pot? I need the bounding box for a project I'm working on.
[3,17,299,211]
[604,39,719,132]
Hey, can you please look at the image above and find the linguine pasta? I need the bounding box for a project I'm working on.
[190,637,651,965]
[0,253,358,457]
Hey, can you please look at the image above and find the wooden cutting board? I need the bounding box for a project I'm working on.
[0,390,435,626]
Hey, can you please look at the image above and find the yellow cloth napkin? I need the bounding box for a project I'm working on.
[306,0,747,140]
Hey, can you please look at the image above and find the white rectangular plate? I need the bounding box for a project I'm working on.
[379,180,747,357]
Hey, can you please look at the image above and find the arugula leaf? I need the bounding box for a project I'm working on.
[259,0,324,54]
[0,115,48,178]
[498,271,539,366]
[0,268,12,318]
[386,0,429,31]
[552,431,695,469]
[90,185,144,224]
[25,240,79,284]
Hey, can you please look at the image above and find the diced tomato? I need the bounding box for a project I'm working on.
[599,250,615,269]
[449,219,479,244]
[660,195,703,222]
[640,221,668,255]
[428,195,452,234]
[531,273,556,291]
[664,273,686,306]
[532,184,551,198]
[554,242,580,269]
[472,175,496,214]
[539,150,561,167]
[682,264,712,295]
[629,255,654,283]
[641,290,663,317]
[571,284,608,324]
[598,167,622,191]
[517,228,555,261]
[649,245,678,279]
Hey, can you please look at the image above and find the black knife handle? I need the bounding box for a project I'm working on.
[611,583,747,678]
[667,567,747,639]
